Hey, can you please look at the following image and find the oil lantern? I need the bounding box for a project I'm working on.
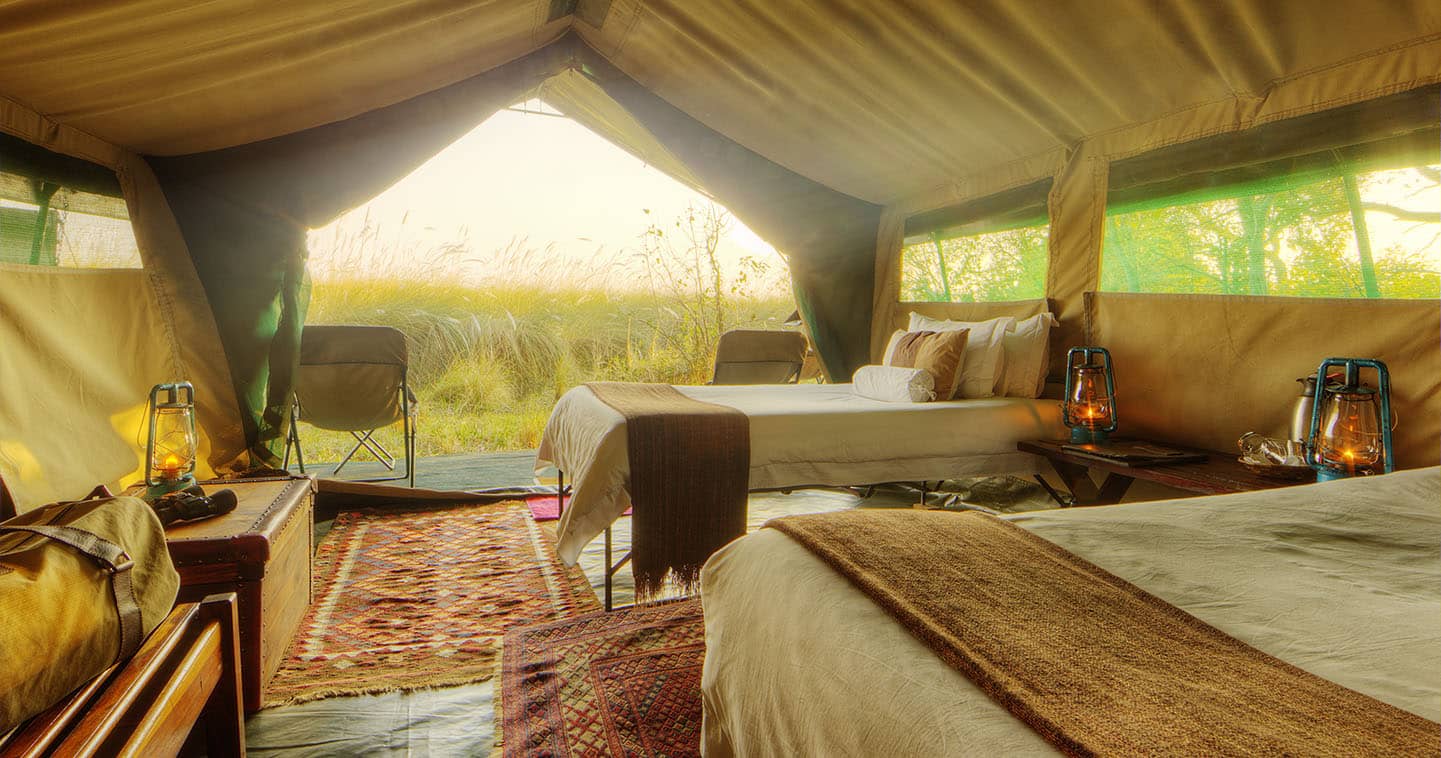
[1063,347,1118,444]
[1306,358,1392,481]
[145,382,198,499]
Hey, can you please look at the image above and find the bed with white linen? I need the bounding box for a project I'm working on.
[699,467,1441,756]
[536,382,1063,564]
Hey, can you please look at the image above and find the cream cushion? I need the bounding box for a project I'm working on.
[906,314,1016,398]
[852,365,936,403]
[999,313,1059,398]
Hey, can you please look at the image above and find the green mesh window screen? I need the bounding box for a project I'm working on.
[900,179,1051,303]
[0,133,140,268]
[1103,165,1438,299]
[1101,90,1439,301]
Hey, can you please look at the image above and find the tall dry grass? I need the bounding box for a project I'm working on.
[296,207,794,461]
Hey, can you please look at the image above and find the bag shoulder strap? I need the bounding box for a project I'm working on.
[0,523,144,660]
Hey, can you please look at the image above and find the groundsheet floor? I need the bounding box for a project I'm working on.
[246,452,1065,755]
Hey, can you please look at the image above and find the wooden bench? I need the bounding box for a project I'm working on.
[0,594,245,757]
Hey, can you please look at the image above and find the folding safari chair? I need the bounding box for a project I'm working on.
[283,325,417,486]
[710,329,809,384]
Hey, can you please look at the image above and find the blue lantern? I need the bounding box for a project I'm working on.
[1063,347,1118,444]
[145,382,198,499]
[1306,358,1392,482]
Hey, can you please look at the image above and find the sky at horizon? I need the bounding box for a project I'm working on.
[306,104,788,294]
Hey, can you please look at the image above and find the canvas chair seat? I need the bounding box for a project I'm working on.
[286,325,417,485]
[712,330,809,385]
[294,325,412,431]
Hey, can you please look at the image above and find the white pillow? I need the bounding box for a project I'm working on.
[999,313,1059,398]
[907,313,1015,398]
[852,365,936,403]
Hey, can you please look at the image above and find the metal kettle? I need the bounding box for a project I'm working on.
[1290,376,1317,443]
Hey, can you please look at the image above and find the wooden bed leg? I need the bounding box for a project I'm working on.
[557,470,565,519]
[604,525,613,612]
[199,593,246,756]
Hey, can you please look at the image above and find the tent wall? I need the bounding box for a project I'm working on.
[0,265,174,509]
[1088,293,1440,470]
[0,96,242,510]
[873,43,1441,362]
[872,67,1438,467]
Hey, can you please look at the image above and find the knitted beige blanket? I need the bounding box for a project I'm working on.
[768,509,1438,756]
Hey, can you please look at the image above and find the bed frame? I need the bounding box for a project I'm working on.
[556,470,949,611]
[0,594,245,757]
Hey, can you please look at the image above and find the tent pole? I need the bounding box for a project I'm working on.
[28,181,59,266]
[1341,173,1382,298]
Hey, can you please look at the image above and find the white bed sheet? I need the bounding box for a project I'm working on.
[535,383,1063,563]
[699,467,1441,757]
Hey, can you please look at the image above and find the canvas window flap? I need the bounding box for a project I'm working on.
[1,101,241,505]
[0,266,177,510]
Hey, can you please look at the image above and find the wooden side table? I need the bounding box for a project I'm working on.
[161,476,315,712]
[1018,439,1313,506]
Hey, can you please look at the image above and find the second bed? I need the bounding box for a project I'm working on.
[536,382,1063,564]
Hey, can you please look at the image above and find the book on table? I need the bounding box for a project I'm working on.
[1060,440,1209,466]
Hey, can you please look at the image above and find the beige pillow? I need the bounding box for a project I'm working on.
[882,329,970,400]
[999,313,1059,398]
[907,314,1015,398]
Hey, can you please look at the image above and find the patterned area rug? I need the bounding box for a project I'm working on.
[524,493,629,522]
[501,599,705,757]
[264,500,599,707]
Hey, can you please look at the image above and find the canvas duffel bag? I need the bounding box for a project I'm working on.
[0,493,180,733]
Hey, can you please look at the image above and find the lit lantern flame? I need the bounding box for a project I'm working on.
[1318,389,1383,476]
[158,452,184,478]
[1070,367,1114,430]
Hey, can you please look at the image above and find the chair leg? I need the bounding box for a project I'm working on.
[354,431,397,468]
[333,430,396,476]
[284,400,306,474]
[405,411,416,488]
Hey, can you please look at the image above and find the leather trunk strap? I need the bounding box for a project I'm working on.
[0,524,144,660]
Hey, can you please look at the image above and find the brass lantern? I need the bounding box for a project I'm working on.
[1063,347,1118,444]
[145,382,198,499]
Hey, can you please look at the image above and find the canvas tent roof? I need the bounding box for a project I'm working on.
[2,1,1438,204]
[1,1,1438,511]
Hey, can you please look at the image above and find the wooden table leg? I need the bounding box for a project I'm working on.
[1095,473,1134,504]
[1045,459,1134,506]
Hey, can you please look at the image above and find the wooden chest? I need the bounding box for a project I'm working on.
[162,476,315,712]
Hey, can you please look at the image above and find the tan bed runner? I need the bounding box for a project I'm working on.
[587,382,748,599]
[767,509,1437,756]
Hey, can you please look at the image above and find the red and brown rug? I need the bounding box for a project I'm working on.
[263,500,599,707]
[500,598,705,757]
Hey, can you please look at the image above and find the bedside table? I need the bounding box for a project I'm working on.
[161,476,315,712]
[1018,439,1312,506]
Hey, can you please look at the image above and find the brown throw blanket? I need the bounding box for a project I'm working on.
[586,382,748,600]
[767,510,1438,757]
